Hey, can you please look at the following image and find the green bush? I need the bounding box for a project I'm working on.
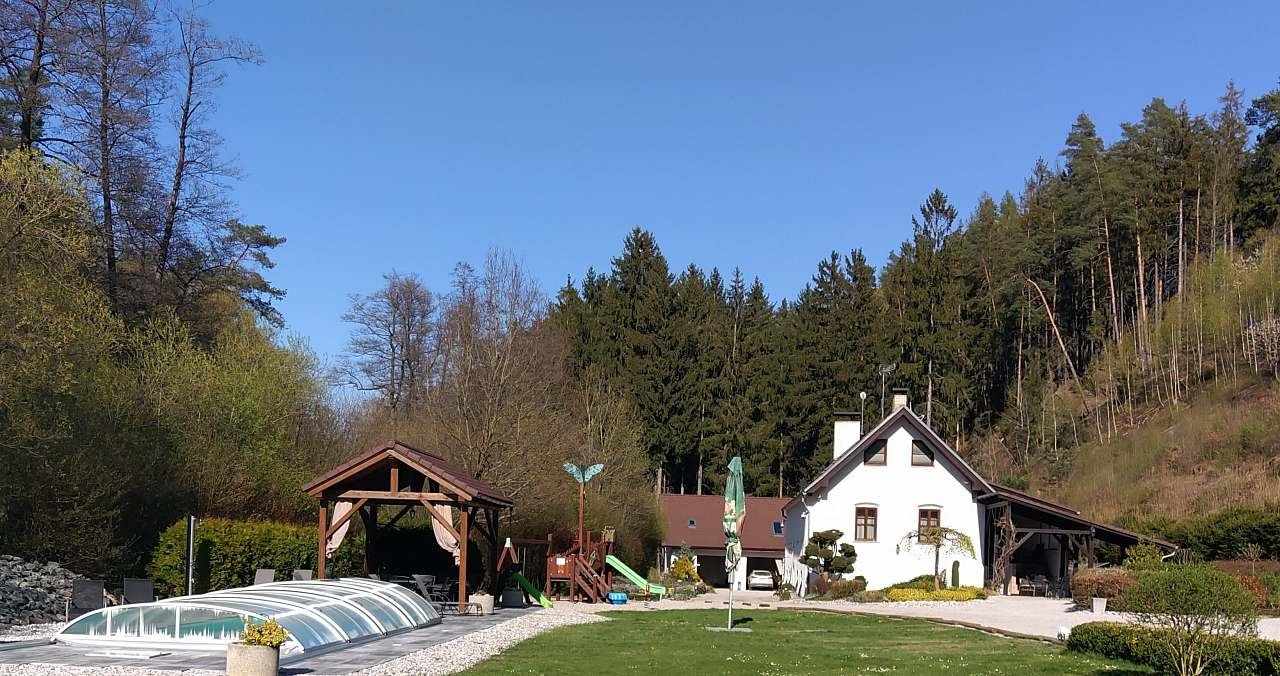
[1142,505,1280,561]
[884,586,985,602]
[148,518,365,595]
[1260,573,1280,610]
[1122,543,1165,571]
[1067,622,1280,675]
[886,574,940,592]
[1072,568,1136,608]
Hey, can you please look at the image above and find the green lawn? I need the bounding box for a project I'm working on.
[464,609,1150,675]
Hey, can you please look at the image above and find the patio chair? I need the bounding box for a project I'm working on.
[70,579,105,619]
[122,578,155,604]
[292,569,313,581]
[411,574,437,599]
[253,568,275,585]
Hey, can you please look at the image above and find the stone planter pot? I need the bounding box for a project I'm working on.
[226,642,280,676]
[473,594,494,615]
[1091,597,1107,614]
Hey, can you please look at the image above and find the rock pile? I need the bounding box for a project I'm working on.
[0,555,80,627]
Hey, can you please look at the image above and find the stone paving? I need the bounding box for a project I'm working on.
[0,607,540,675]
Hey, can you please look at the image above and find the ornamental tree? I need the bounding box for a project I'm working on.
[898,526,975,591]
[799,529,856,579]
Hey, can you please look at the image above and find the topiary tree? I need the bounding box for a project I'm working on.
[799,529,856,580]
[898,526,975,591]
[1122,565,1259,676]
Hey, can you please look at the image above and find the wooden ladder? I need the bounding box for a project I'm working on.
[572,554,608,602]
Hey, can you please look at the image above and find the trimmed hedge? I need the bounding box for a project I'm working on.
[1067,622,1280,675]
[1142,505,1280,561]
[147,517,469,596]
[1071,567,1136,609]
[884,586,986,602]
[148,518,364,595]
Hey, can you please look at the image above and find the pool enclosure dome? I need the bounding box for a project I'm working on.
[56,578,441,655]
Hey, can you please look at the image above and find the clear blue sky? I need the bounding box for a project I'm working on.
[200,0,1279,363]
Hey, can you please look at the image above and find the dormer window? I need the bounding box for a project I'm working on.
[687,519,696,528]
[772,521,783,536]
[863,439,887,465]
[911,440,934,466]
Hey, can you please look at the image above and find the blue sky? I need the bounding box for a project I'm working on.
[200,1,1279,362]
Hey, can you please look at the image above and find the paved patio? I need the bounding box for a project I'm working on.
[780,595,1280,642]
[0,606,541,674]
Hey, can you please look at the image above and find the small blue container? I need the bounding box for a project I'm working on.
[606,592,628,605]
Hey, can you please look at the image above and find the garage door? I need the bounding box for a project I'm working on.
[697,555,728,587]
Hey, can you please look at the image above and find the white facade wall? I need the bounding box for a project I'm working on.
[783,421,986,593]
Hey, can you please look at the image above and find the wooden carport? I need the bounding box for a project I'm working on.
[301,439,513,610]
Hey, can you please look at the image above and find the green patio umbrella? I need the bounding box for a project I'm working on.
[720,456,748,632]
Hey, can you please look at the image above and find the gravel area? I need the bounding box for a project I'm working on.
[0,622,63,643]
[355,606,607,676]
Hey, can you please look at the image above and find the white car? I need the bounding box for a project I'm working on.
[747,570,775,590]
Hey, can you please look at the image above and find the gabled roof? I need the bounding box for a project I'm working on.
[794,406,993,505]
[659,494,790,552]
[301,439,513,509]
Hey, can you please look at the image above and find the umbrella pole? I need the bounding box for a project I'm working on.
[727,578,733,630]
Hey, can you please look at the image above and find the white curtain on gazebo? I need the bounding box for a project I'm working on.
[326,501,354,557]
[432,505,461,565]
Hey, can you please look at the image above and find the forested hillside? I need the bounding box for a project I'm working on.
[552,81,1280,503]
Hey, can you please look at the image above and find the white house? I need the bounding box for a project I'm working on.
[782,389,1171,596]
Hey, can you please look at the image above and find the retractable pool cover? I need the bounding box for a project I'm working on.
[56,578,442,655]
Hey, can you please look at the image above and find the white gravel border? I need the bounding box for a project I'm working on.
[0,623,64,643]
[355,607,607,676]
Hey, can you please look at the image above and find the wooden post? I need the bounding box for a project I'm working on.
[390,461,400,493]
[487,509,501,596]
[458,507,469,612]
[317,500,329,580]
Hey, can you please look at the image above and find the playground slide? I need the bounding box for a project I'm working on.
[604,555,667,600]
[511,572,554,608]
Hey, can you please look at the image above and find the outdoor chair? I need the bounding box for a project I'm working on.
[411,574,437,599]
[253,568,275,585]
[292,569,313,581]
[122,577,155,604]
[70,579,105,619]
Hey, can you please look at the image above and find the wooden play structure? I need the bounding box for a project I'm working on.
[544,527,616,603]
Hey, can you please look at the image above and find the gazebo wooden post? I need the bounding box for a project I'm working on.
[457,507,469,612]
[317,499,329,580]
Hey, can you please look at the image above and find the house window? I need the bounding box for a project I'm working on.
[855,507,878,541]
[687,519,696,528]
[917,508,940,541]
[772,521,783,536]
[863,439,887,465]
[911,440,934,466]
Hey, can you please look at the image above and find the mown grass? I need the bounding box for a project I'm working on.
[463,609,1149,675]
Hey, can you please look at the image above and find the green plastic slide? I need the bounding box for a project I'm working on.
[605,554,667,600]
[510,572,553,608]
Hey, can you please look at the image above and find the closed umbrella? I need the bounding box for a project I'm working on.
[719,456,749,632]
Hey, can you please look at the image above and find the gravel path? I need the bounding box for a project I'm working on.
[0,622,64,643]
[355,606,606,676]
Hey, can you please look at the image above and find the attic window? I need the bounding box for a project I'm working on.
[772,521,783,536]
[864,439,887,465]
[911,440,934,466]
[687,519,696,528]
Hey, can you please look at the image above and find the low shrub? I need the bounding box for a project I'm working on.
[1071,567,1136,608]
[884,586,986,602]
[824,578,866,600]
[1067,622,1280,676]
[886,574,940,592]
[774,582,795,601]
[241,618,289,649]
[847,589,886,603]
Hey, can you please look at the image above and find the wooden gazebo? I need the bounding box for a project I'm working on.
[301,439,513,609]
